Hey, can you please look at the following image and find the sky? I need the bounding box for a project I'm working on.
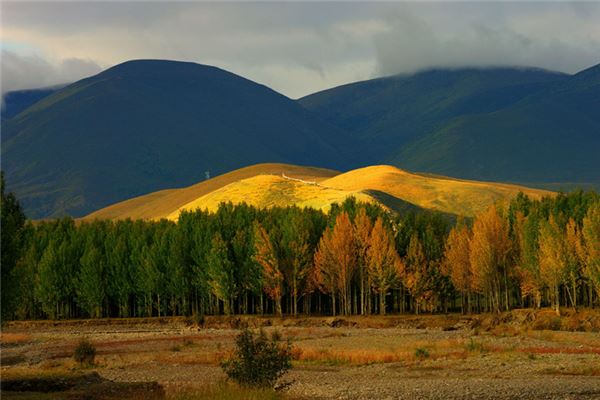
[1,1,600,99]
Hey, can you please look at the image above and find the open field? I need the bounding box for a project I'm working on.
[2,310,599,399]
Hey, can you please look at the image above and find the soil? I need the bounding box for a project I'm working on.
[1,311,599,399]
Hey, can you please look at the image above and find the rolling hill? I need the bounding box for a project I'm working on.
[1,60,348,219]
[84,163,339,220]
[84,163,554,221]
[299,66,600,187]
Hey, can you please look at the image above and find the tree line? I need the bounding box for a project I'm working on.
[2,173,599,320]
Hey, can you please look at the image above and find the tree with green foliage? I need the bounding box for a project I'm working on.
[1,172,26,321]
[77,240,106,318]
[207,233,237,315]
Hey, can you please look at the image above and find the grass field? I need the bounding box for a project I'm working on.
[84,163,554,221]
[2,310,599,399]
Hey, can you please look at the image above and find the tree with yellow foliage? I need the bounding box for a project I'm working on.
[469,206,512,313]
[254,223,283,317]
[353,208,373,315]
[442,221,472,313]
[314,212,357,316]
[404,233,431,314]
[366,217,403,315]
[580,203,600,304]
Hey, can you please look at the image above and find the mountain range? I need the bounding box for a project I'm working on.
[2,59,599,218]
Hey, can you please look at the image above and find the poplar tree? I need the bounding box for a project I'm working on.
[207,233,236,315]
[366,217,402,315]
[354,208,373,315]
[538,216,565,315]
[254,223,283,316]
[442,222,473,313]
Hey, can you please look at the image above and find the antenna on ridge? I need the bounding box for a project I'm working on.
[205,171,210,180]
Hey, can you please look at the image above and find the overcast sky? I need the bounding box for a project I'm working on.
[2,1,599,98]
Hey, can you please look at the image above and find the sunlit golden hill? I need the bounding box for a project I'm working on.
[84,163,554,221]
[321,165,553,217]
[84,163,339,220]
[166,174,376,219]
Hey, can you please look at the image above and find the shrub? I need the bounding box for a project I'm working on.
[221,328,292,388]
[73,338,96,365]
[465,338,486,353]
[415,347,429,360]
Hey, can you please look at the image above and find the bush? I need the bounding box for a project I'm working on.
[415,347,429,360]
[73,338,96,365]
[221,328,292,388]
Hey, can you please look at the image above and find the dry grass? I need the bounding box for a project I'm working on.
[1,332,33,345]
[83,163,339,220]
[322,165,553,217]
[168,382,290,400]
[83,163,553,221]
[168,174,376,218]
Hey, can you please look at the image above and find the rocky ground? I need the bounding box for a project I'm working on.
[1,311,599,399]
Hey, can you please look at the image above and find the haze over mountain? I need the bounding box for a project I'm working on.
[300,65,600,188]
[1,60,348,218]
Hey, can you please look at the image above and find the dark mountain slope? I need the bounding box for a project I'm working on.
[299,66,600,187]
[299,67,569,166]
[393,65,600,185]
[1,85,63,122]
[1,60,348,218]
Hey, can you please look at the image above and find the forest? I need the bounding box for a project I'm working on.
[2,174,599,321]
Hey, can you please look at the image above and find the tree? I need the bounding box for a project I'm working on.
[354,208,373,315]
[469,206,512,313]
[514,212,543,308]
[404,234,431,314]
[77,240,106,318]
[314,212,356,316]
[538,216,565,315]
[207,233,237,315]
[580,202,600,304]
[366,217,402,315]
[1,172,26,321]
[564,218,582,309]
[442,222,473,313]
[254,223,283,316]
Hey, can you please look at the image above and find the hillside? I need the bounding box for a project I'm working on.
[84,163,339,220]
[166,174,377,219]
[1,86,62,123]
[85,163,554,220]
[321,165,553,217]
[299,66,600,187]
[1,60,348,218]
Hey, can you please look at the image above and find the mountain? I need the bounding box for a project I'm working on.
[1,86,63,122]
[1,60,348,218]
[299,66,600,187]
[84,163,553,221]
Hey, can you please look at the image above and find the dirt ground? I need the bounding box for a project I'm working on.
[1,311,600,399]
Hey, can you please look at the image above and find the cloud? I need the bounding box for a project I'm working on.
[0,2,598,98]
[1,50,102,94]
[373,3,600,76]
